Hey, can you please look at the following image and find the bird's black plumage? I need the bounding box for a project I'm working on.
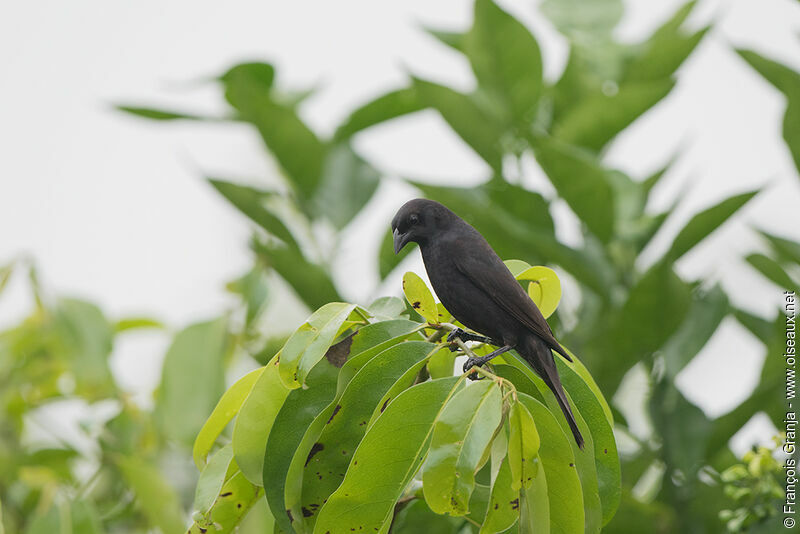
[392,198,584,448]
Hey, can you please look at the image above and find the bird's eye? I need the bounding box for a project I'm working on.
[409,214,419,225]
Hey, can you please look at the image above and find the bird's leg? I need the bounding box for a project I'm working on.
[446,328,500,352]
[463,345,513,374]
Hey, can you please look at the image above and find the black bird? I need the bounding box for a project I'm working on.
[392,198,584,448]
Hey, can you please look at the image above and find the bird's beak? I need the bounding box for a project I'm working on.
[393,228,410,254]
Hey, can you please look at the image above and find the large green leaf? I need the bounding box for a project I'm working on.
[412,78,504,170]
[334,87,424,140]
[423,381,503,515]
[117,456,185,533]
[194,444,235,515]
[661,284,729,379]
[253,239,342,311]
[596,261,690,392]
[155,317,229,446]
[299,341,437,530]
[265,320,420,533]
[533,137,615,242]
[664,190,758,261]
[209,179,296,246]
[480,456,521,534]
[507,400,540,491]
[552,79,674,152]
[278,302,357,388]
[313,377,461,534]
[312,145,381,229]
[233,354,290,484]
[188,470,263,534]
[465,0,543,125]
[516,393,584,534]
[194,367,263,469]
[223,72,326,201]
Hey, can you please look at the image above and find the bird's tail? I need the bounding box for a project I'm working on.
[520,336,584,449]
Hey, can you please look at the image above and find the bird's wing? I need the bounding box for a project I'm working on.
[453,250,570,360]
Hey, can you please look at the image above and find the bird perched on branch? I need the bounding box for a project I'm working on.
[391,198,583,448]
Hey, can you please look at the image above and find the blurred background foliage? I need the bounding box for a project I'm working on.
[2,0,799,532]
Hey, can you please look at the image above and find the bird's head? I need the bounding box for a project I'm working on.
[390,198,455,254]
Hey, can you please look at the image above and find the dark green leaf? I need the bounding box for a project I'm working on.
[532,137,615,242]
[334,87,424,140]
[253,239,341,310]
[210,179,296,246]
[312,145,381,229]
[661,284,729,378]
[465,0,543,125]
[746,253,799,290]
[224,75,326,201]
[412,77,504,169]
[116,105,207,121]
[314,377,461,533]
[298,341,437,530]
[665,190,758,261]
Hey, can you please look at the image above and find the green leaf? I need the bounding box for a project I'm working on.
[555,354,621,525]
[598,261,690,392]
[515,266,562,319]
[224,72,325,201]
[113,316,165,333]
[334,87,424,140]
[210,179,296,246]
[747,253,799,290]
[507,401,540,491]
[195,444,235,514]
[428,346,457,379]
[533,137,615,242]
[299,341,437,530]
[312,145,381,229]
[313,377,461,534]
[155,317,229,446]
[233,354,290,484]
[194,367,263,469]
[268,320,421,534]
[253,239,342,311]
[759,229,800,264]
[402,271,439,323]
[189,470,263,534]
[116,105,207,121]
[24,501,103,534]
[227,264,271,327]
[519,478,549,534]
[278,302,357,388]
[220,62,276,89]
[412,77,504,169]
[516,393,584,534]
[391,499,463,534]
[118,455,185,533]
[661,284,729,378]
[53,298,114,393]
[552,80,674,152]
[480,457,520,534]
[368,296,407,319]
[424,26,466,52]
[665,190,758,261]
[737,48,800,175]
[541,0,623,37]
[465,0,543,125]
[423,381,503,515]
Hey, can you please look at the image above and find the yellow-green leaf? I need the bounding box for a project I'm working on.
[507,401,541,491]
[402,271,438,323]
[515,266,562,319]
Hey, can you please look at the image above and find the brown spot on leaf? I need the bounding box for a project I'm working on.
[604,448,608,454]
[325,335,354,368]
[412,301,421,309]
[327,405,342,424]
[569,463,574,467]
[510,498,520,510]
[237,503,242,508]
[494,503,499,510]
[302,507,313,517]
[306,443,324,466]
[287,510,294,522]
[220,492,233,497]
[199,528,207,534]
[381,397,391,413]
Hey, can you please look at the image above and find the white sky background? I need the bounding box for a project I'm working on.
[1,0,799,453]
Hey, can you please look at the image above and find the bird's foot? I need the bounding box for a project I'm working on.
[462,356,490,379]
[447,328,466,352]
[447,328,496,352]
